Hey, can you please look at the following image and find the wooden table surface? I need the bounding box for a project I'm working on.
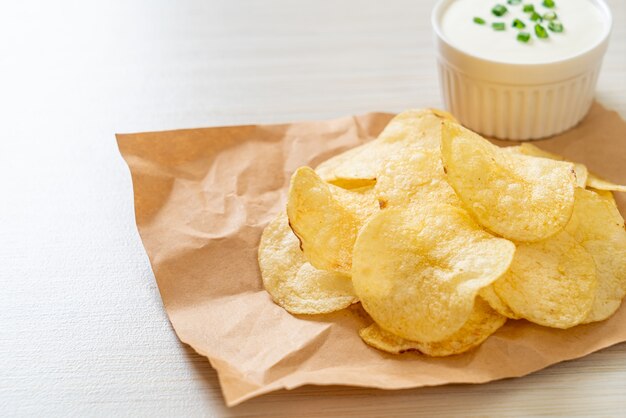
[1,1,625,416]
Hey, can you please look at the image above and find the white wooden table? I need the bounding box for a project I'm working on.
[1,1,625,416]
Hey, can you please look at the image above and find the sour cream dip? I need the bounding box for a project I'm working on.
[440,0,609,64]
[431,0,612,140]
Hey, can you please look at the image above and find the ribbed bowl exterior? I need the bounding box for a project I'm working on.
[437,60,602,140]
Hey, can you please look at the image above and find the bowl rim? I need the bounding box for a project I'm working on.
[431,0,613,68]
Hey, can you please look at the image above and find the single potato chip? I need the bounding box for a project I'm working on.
[586,172,626,193]
[259,213,358,314]
[314,141,381,188]
[589,188,617,203]
[352,204,515,342]
[565,188,626,323]
[494,229,597,328]
[331,185,380,221]
[359,298,506,356]
[315,109,453,186]
[441,121,577,242]
[513,143,588,188]
[374,147,460,209]
[479,285,520,319]
[287,167,378,273]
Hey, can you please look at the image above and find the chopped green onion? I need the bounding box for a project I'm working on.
[517,32,531,43]
[492,22,506,31]
[507,0,522,4]
[523,4,535,12]
[548,21,564,32]
[530,11,542,21]
[512,18,526,29]
[535,23,549,38]
[492,4,508,17]
[543,0,556,8]
[473,17,486,25]
[543,11,557,21]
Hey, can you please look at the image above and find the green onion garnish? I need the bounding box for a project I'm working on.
[517,32,531,43]
[507,0,522,4]
[512,18,526,29]
[492,4,508,17]
[543,0,556,8]
[548,21,564,32]
[535,23,549,38]
[530,11,542,22]
[492,22,506,31]
[543,11,557,21]
[473,17,486,25]
[523,4,535,12]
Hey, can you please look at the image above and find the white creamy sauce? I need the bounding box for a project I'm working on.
[441,0,608,64]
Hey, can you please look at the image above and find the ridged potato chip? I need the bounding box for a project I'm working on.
[287,167,378,273]
[315,109,454,187]
[565,189,626,323]
[513,143,588,188]
[494,229,597,328]
[441,121,577,242]
[352,204,515,342]
[258,213,358,314]
[359,298,506,356]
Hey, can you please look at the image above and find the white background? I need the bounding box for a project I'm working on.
[1,1,625,416]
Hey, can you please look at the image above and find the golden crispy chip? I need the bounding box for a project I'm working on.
[352,204,515,342]
[494,229,597,328]
[331,185,379,222]
[286,167,378,273]
[359,298,506,356]
[377,108,456,149]
[479,285,520,319]
[512,143,588,188]
[441,121,576,242]
[586,172,626,193]
[259,213,358,314]
[589,188,617,203]
[314,141,380,188]
[315,109,452,186]
[374,147,460,209]
[565,189,626,323]
[325,177,376,189]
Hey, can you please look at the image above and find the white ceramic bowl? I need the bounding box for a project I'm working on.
[431,0,612,140]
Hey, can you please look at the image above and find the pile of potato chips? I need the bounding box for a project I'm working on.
[258,109,626,357]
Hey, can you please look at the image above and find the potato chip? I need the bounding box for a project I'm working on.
[287,167,378,273]
[589,188,617,203]
[314,141,381,188]
[359,298,506,356]
[493,229,597,328]
[441,121,576,242]
[586,172,626,193]
[331,185,379,221]
[479,285,520,319]
[259,213,358,314]
[374,147,460,209]
[352,204,515,342]
[377,109,456,149]
[564,189,626,323]
[513,143,588,188]
[315,109,453,187]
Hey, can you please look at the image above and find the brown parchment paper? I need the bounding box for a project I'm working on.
[117,102,626,407]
